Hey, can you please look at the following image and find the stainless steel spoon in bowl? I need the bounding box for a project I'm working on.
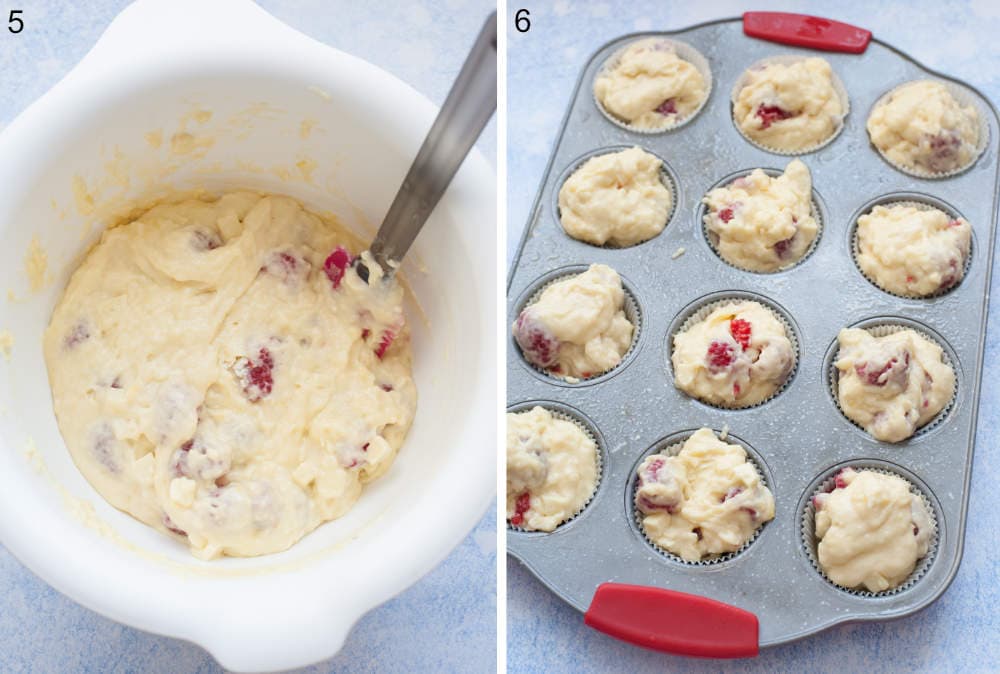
[355,11,497,282]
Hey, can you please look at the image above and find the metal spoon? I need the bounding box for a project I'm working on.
[355,11,497,282]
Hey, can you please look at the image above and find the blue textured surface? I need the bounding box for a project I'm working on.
[0,1,496,672]
[507,1,1000,672]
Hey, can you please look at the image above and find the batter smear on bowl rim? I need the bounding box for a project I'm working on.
[43,192,417,559]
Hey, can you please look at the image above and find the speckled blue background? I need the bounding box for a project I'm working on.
[0,1,496,672]
[507,1,1000,672]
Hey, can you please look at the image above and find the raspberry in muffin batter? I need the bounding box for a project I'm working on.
[44,192,416,559]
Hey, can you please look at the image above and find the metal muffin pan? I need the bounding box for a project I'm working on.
[506,17,998,652]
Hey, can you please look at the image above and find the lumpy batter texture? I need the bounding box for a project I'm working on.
[636,428,774,561]
[733,57,845,151]
[512,264,633,381]
[814,468,932,592]
[867,80,980,174]
[558,146,672,247]
[672,301,794,407]
[44,193,416,559]
[506,406,598,532]
[856,204,971,297]
[593,37,708,130]
[835,328,953,443]
[703,159,817,271]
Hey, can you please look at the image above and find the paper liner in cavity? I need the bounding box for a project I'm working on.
[700,167,824,273]
[592,36,713,134]
[555,145,678,249]
[505,403,604,533]
[851,198,973,299]
[515,266,642,384]
[669,294,800,409]
[867,79,989,179]
[631,432,772,565]
[827,322,959,441]
[802,465,939,597]
[730,54,850,156]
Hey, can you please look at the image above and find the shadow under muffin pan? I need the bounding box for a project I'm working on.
[822,316,962,443]
[508,17,997,653]
[625,429,775,567]
[505,400,608,535]
[663,289,801,410]
[798,459,943,599]
[847,192,975,300]
[696,166,826,274]
[551,144,680,249]
[510,264,644,387]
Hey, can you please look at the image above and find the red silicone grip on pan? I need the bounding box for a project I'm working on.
[584,583,759,658]
[743,11,872,54]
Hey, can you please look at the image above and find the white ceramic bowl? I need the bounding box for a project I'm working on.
[0,0,496,671]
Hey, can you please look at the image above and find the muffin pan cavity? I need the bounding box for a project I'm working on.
[799,459,942,599]
[625,428,775,567]
[822,316,961,443]
[698,166,826,274]
[505,400,608,535]
[552,145,679,249]
[510,264,644,387]
[848,192,975,299]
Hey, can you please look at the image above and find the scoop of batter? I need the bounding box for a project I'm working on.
[44,193,416,559]
[507,406,598,532]
[733,57,845,151]
[558,146,672,247]
[703,159,817,271]
[867,80,980,174]
[593,37,707,130]
[835,328,954,442]
[636,427,774,561]
[672,301,794,407]
[513,264,633,381]
[813,468,932,592]
[856,204,971,297]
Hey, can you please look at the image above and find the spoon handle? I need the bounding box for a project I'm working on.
[366,11,497,275]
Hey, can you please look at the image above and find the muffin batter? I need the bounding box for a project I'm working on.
[507,406,598,532]
[593,37,708,130]
[703,159,817,271]
[835,328,954,442]
[636,427,774,561]
[813,468,933,592]
[558,146,672,247]
[513,264,633,381]
[856,204,971,297]
[867,80,980,174]
[44,192,416,559]
[733,57,845,151]
[672,301,794,407]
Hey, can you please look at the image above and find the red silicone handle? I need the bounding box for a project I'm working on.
[743,11,871,54]
[584,583,759,658]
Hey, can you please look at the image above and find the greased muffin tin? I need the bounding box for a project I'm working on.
[506,14,997,656]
